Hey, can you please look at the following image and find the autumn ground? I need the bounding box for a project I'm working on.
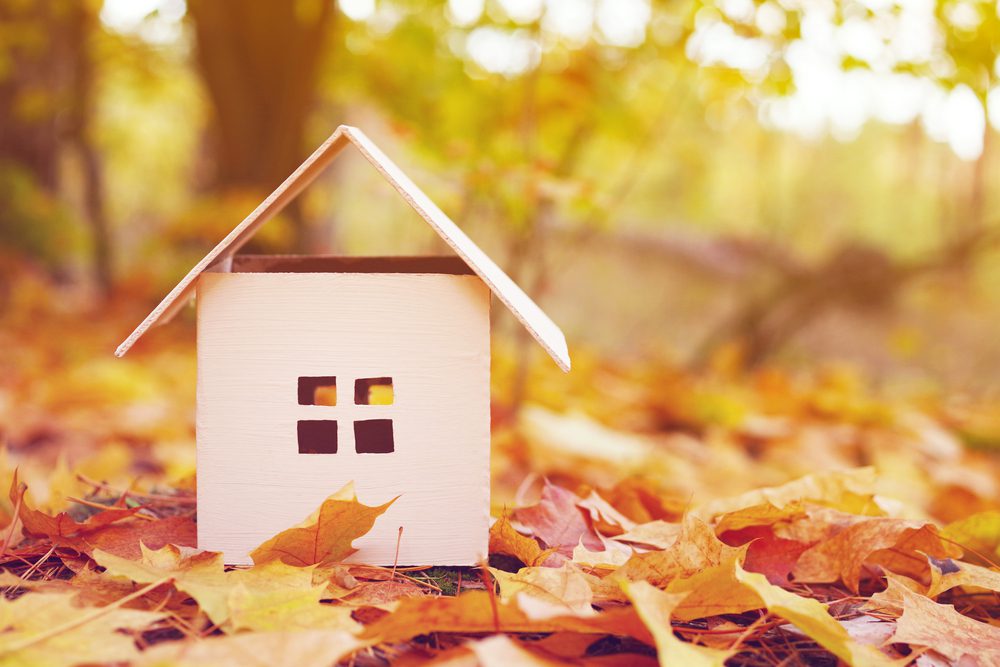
[1,269,1000,666]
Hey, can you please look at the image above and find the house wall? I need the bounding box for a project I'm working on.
[196,271,491,565]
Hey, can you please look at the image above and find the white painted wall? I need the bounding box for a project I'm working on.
[196,272,491,565]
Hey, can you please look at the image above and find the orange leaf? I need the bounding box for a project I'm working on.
[9,470,138,539]
[794,519,961,591]
[873,575,1000,666]
[250,482,396,567]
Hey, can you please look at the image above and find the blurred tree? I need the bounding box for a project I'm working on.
[0,0,111,293]
[186,0,337,251]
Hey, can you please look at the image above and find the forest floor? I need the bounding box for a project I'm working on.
[1,269,1000,666]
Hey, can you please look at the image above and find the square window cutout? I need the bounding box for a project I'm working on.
[354,419,394,454]
[355,377,393,405]
[298,420,338,454]
[298,376,337,406]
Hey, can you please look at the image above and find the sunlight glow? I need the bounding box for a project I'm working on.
[596,0,650,47]
[448,0,484,26]
[340,0,376,21]
[466,26,540,76]
[100,0,186,44]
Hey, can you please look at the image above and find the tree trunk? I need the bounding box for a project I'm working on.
[186,0,336,252]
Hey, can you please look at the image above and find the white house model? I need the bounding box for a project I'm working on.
[116,125,571,566]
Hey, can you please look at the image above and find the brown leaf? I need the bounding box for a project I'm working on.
[489,514,558,567]
[61,514,197,558]
[614,515,743,587]
[250,482,396,567]
[873,575,1000,666]
[794,519,961,591]
[515,480,603,555]
[9,470,138,539]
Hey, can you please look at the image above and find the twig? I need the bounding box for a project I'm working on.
[74,474,196,505]
[478,561,500,631]
[0,576,174,656]
[390,526,402,581]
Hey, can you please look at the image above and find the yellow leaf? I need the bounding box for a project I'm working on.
[228,583,360,633]
[94,544,321,629]
[489,514,555,567]
[927,557,1000,598]
[136,630,362,667]
[250,481,396,567]
[733,563,896,667]
[942,510,1000,563]
[872,575,1000,667]
[793,520,961,591]
[0,592,162,667]
[491,564,595,616]
[694,468,882,521]
[468,635,571,666]
[623,581,731,667]
[614,515,742,587]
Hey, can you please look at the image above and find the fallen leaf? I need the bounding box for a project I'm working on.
[942,510,1000,564]
[136,630,362,667]
[515,480,603,555]
[733,563,897,667]
[622,581,731,667]
[250,481,396,567]
[227,583,360,633]
[95,543,321,629]
[468,635,568,666]
[492,563,595,616]
[489,514,557,567]
[927,556,1000,597]
[694,468,882,521]
[794,520,961,591]
[67,514,197,558]
[614,515,743,587]
[872,575,1000,667]
[616,520,680,549]
[10,471,138,539]
[0,591,162,667]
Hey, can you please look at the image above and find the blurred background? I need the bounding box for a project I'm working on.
[1,0,1000,510]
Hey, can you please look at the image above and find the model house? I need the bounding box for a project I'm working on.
[115,125,570,566]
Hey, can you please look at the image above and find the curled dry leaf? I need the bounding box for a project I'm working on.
[872,575,1000,667]
[793,519,961,591]
[491,563,595,616]
[622,581,731,667]
[732,563,897,667]
[614,515,743,587]
[489,514,557,567]
[9,470,138,539]
[514,480,604,555]
[249,481,396,567]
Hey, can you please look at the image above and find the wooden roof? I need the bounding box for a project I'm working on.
[115,125,570,371]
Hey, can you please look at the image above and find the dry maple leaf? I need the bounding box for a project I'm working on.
[794,519,961,591]
[733,563,897,667]
[0,591,163,667]
[515,480,604,555]
[614,515,743,587]
[250,481,396,567]
[927,556,1000,597]
[489,514,557,567]
[95,543,328,630]
[872,575,1000,667]
[65,514,197,558]
[491,563,596,616]
[623,581,731,667]
[135,629,362,667]
[9,470,138,539]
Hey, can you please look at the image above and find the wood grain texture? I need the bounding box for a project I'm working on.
[117,125,569,373]
[196,272,491,565]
